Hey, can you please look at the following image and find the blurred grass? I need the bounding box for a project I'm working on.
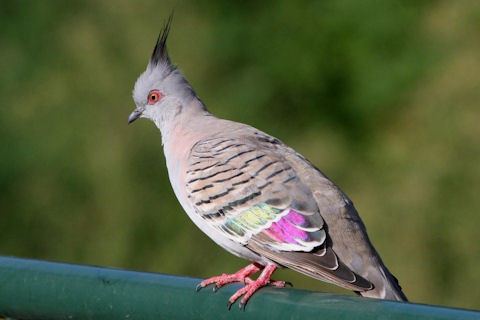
[0,0,479,310]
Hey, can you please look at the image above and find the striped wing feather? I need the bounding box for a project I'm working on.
[185,132,373,291]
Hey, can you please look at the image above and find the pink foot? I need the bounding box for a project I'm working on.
[227,264,282,310]
[244,277,292,288]
[196,263,261,292]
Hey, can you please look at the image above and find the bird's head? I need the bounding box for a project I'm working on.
[128,16,198,128]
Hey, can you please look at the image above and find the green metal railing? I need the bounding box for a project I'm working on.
[0,256,478,320]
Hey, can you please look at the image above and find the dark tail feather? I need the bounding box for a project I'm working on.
[358,266,408,301]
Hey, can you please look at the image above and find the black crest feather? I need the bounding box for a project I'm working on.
[150,13,174,66]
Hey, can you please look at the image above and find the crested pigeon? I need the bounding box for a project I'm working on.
[128,18,408,308]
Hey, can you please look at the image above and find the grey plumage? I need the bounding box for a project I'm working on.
[129,20,408,302]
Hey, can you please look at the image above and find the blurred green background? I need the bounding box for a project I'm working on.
[1,0,479,310]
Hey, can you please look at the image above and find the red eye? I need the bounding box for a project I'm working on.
[147,90,163,105]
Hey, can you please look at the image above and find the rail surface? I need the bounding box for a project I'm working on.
[0,256,478,319]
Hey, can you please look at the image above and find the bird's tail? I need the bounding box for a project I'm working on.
[357,264,408,301]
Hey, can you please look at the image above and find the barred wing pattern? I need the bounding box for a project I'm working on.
[185,132,373,291]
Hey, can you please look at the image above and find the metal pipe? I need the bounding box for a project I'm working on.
[0,256,478,320]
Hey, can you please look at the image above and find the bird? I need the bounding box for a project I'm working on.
[128,17,408,309]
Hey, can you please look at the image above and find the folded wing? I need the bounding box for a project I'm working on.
[185,132,373,291]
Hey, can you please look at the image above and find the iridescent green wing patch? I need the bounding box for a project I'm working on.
[223,204,282,238]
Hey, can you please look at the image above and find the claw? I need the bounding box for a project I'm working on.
[195,283,203,292]
[227,301,233,311]
[239,301,246,311]
[213,285,219,293]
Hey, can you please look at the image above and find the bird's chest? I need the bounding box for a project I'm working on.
[163,142,264,263]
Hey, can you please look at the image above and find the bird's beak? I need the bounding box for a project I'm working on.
[128,107,144,124]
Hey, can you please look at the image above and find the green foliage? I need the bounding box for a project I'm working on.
[0,0,479,310]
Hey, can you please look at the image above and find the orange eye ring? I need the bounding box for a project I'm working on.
[147,90,163,105]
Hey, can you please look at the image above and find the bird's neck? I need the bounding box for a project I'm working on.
[155,98,208,144]
[160,98,217,169]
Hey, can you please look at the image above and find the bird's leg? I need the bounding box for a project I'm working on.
[228,264,279,310]
[196,263,262,292]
